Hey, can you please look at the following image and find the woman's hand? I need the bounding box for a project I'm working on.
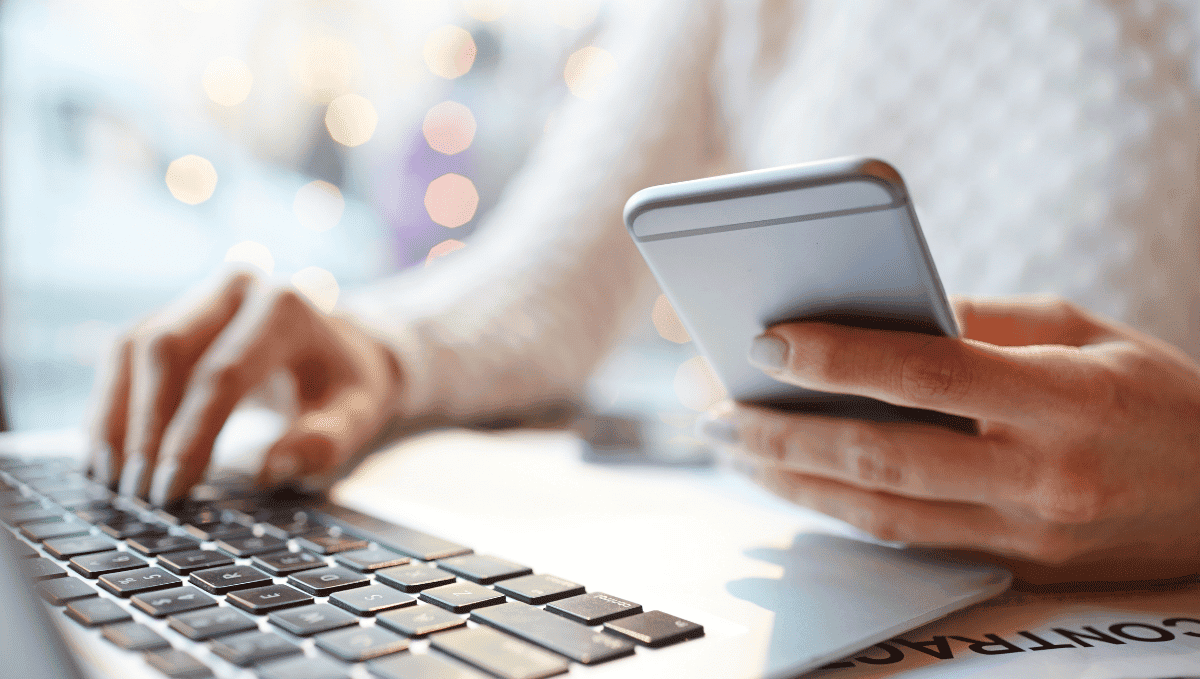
[88,270,405,506]
[704,295,1200,583]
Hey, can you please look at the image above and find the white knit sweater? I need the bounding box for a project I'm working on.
[349,0,1200,425]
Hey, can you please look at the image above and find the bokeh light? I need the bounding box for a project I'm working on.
[674,356,726,412]
[325,93,378,147]
[224,241,275,275]
[550,0,600,29]
[564,46,616,100]
[293,180,345,232]
[165,155,218,205]
[424,173,479,228]
[463,0,510,21]
[425,238,466,266]
[651,294,691,344]
[422,101,477,155]
[202,57,254,107]
[291,266,340,313]
[423,25,476,79]
[293,35,361,104]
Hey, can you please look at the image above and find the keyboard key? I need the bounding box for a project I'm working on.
[375,564,456,592]
[43,535,116,560]
[3,506,61,525]
[210,630,302,666]
[183,521,251,541]
[157,549,234,575]
[144,648,213,679]
[252,549,326,576]
[316,508,472,560]
[431,626,569,679]
[545,592,642,626]
[258,655,349,679]
[334,547,410,572]
[226,584,313,614]
[472,602,635,665]
[294,532,368,555]
[39,577,98,605]
[168,607,258,640]
[10,536,38,558]
[268,603,358,636]
[376,605,466,637]
[493,575,585,605]
[130,586,217,617]
[126,532,200,556]
[21,520,90,542]
[25,557,67,580]
[419,581,506,614]
[288,566,370,596]
[329,583,416,616]
[97,515,159,539]
[189,564,271,594]
[101,621,171,651]
[65,597,133,627]
[368,653,490,679]
[98,566,181,597]
[69,551,147,578]
[437,555,532,584]
[214,533,286,557]
[315,625,409,662]
[603,610,704,648]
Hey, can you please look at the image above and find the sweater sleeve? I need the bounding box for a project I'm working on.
[344,0,727,427]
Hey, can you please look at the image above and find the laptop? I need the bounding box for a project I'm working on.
[0,427,1010,679]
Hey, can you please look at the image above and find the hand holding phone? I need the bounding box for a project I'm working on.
[624,157,972,431]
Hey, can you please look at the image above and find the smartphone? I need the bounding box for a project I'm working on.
[624,157,975,432]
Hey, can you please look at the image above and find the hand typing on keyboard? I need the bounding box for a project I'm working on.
[701,295,1200,584]
[88,270,406,506]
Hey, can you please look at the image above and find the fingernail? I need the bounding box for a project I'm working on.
[118,455,145,497]
[265,454,300,487]
[696,412,740,446]
[148,460,179,507]
[748,335,788,371]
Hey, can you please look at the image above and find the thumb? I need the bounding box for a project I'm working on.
[257,389,381,490]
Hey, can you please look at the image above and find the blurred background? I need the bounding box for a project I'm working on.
[0,0,721,444]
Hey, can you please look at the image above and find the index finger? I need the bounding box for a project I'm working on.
[753,322,1094,421]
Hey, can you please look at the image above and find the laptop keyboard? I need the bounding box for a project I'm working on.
[1,456,704,678]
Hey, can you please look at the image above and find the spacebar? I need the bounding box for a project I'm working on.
[313,504,473,561]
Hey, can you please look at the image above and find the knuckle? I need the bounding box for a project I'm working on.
[898,342,972,403]
[1015,527,1080,564]
[837,426,905,489]
[1031,455,1108,525]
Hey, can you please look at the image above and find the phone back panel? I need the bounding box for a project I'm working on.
[626,158,972,429]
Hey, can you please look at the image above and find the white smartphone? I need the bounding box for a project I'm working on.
[625,157,975,431]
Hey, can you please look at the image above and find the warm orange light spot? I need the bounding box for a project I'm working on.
[463,0,510,21]
[224,241,275,275]
[203,57,253,106]
[293,35,361,104]
[291,266,340,313]
[294,181,345,232]
[425,239,467,266]
[652,294,691,344]
[564,46,616,100]
[325,94,378,147]
[674,356,726,412]
[424,173,479,228]
[422,101,477,155]
[165,155,218,205]
[423,25,476,79]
